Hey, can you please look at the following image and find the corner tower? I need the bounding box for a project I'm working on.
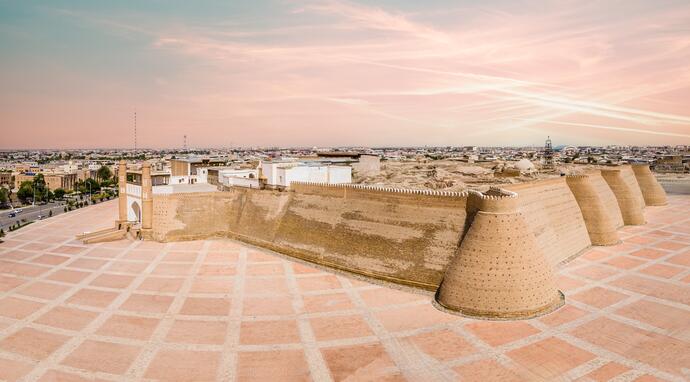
[436,188,563,319]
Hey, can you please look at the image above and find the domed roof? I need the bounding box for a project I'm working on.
[514,158,535,171]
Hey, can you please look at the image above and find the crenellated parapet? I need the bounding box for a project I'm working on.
[290,181,468,198]
[566,174,620,245]
[436,189,563,319]
[600,169,645,225]
[631,164,668,206]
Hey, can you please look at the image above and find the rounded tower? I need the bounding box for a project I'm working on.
[436,189,563,319]
[631,164,667,206]
[565,175,620,245]
[600,169,645,225]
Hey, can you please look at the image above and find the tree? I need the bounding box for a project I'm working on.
[33,174,47,201]
[54,188,66,199]
[97,166,112,183]
[0,187,9,207]
[17,181,33,203]
[83,178,100,195]
[45,190,54,201]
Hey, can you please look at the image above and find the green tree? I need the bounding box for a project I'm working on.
[32,174,48,202]
[17,181,33,203]
[54,188,66,199]
[0,187,9,207]
[84,178,100,194]
[97,165,112,183]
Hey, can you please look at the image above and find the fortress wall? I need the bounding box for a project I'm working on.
[151,186,470,289]
[275,186,469,288]
[504,178,591,265]
[150,173,649,295]
[152,192,237,241]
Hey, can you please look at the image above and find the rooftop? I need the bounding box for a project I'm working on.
[0,197,689,381]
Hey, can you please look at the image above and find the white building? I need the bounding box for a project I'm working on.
[261,161,351,189]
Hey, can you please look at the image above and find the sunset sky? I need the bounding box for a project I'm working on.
[1,0,689,149]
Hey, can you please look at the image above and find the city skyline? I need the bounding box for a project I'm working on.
[2,0,690,149]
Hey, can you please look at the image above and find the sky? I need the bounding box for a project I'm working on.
[1,0,689,149]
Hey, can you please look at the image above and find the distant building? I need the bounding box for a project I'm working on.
[314,152,381,177]
[14,172,78,191]
[261,161,352,190]
[0,172,11,187]
[170,158,226,185]
[655,155,686,173]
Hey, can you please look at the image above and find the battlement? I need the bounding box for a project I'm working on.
[290,181,468,197]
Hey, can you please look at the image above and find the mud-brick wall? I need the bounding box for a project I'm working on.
[151,187,470,289]
[278,185,470,288]
[505,178,591,265]
[151,190,292,242]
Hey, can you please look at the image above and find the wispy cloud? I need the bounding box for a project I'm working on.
[3,0,690,148]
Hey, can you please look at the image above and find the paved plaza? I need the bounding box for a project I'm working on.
[0,197,689,381]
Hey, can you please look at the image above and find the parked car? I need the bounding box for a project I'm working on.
[7,212,16,218]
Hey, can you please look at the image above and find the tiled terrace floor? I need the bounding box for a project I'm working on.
[0,196,689,381]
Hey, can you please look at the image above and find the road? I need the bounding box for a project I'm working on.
[0,202,68,232]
